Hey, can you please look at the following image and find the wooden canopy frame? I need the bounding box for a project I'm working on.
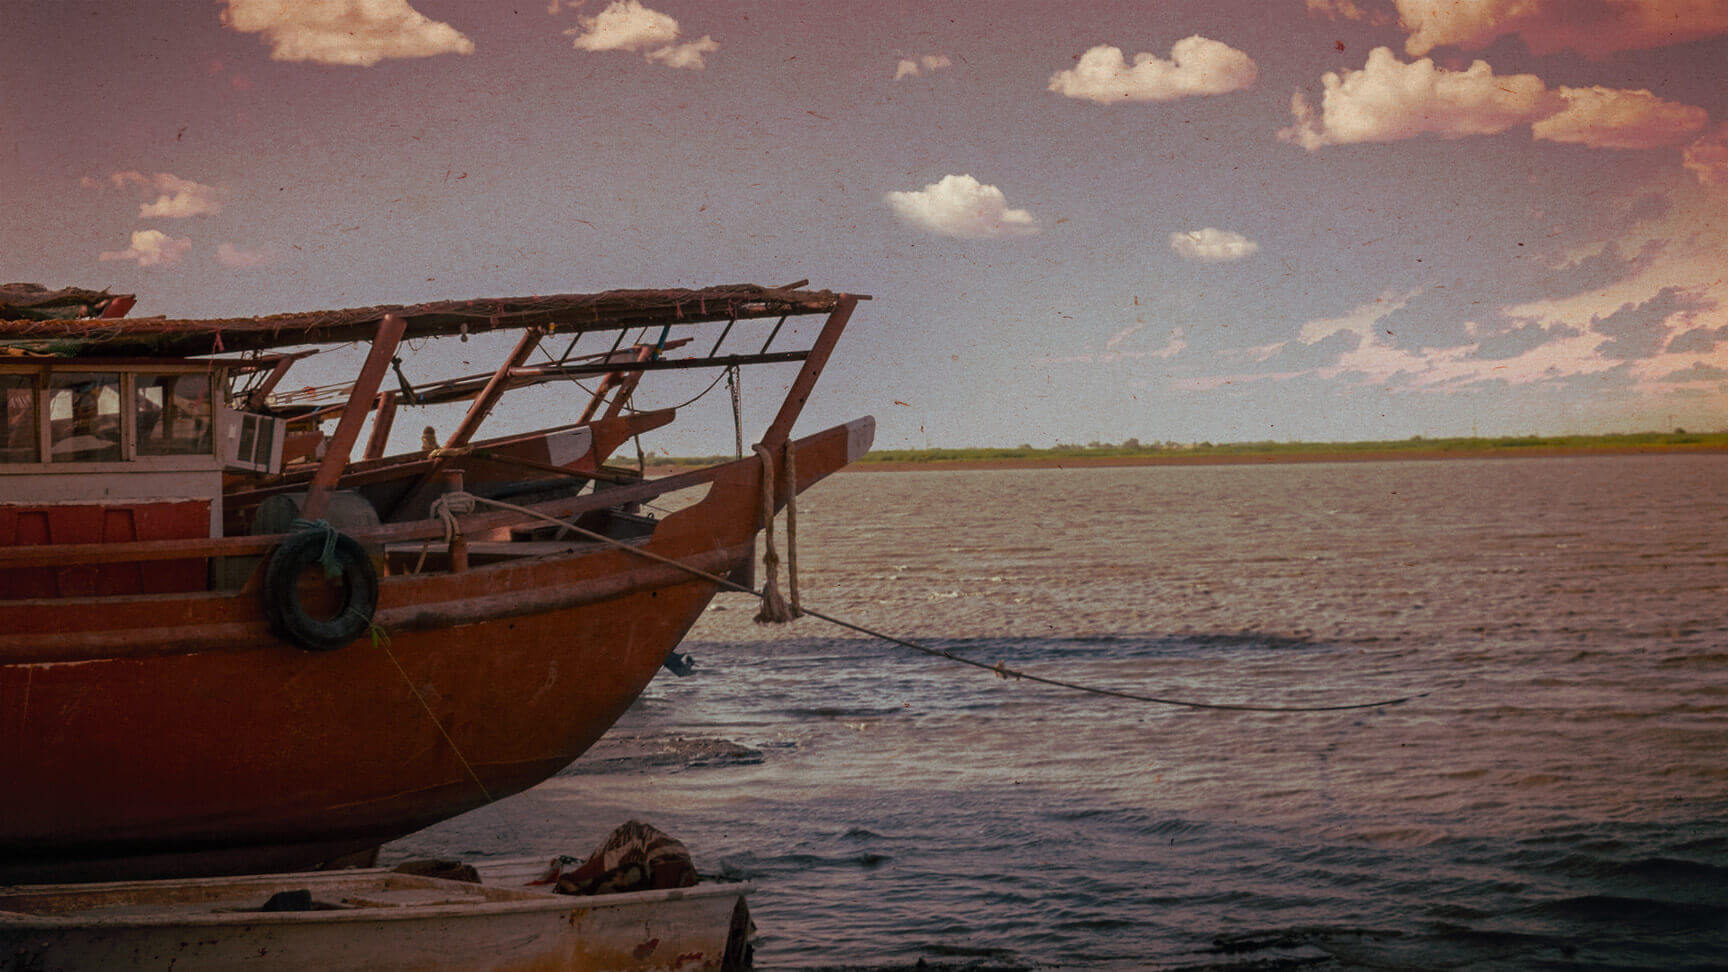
[0,283,854,358]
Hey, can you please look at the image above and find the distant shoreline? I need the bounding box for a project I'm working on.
[845,442,1728,472]
[651,432,1728,474]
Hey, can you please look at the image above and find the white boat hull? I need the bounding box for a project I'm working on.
[0,865,751,971]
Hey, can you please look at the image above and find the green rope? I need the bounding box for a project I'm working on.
[289,517,343,580]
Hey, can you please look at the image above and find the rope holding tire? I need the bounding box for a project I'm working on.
[262,524,380,652]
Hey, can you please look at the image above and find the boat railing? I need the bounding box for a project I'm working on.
[0,457,734,573]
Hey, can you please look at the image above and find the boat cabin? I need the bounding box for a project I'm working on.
[0,357,287,598]
[0,282,864,605]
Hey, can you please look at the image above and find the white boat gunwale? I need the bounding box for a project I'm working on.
[0,868,754,929]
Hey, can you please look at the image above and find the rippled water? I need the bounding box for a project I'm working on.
[388,455,1728,969]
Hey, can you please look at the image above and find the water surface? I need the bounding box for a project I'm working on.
[390,455,1728,969]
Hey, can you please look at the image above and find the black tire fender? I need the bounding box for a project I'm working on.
[261,529,379,651]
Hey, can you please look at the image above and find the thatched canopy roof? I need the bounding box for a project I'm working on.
[0,282,856,358]
[0,283,132,322]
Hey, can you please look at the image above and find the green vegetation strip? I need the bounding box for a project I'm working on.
[657,431,1728,467]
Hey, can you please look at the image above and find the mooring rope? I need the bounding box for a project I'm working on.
[419,488,1423,713]
[372,626,497,806]
[782,444,800,617]
[751,444,799,623]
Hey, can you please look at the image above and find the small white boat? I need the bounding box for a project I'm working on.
[0,862,752,971]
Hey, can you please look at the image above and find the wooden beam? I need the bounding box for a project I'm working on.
[520,349,807,377]
[603,346,657,421]
[444,328,543,451]
[577,344,652,425]
[246,355,300,410]
[363,391,398,460]
[760,294,857,447]
[300,314,407,521]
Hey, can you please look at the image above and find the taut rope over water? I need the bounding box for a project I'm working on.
[420,491,1424,713]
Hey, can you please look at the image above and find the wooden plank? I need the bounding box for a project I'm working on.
[544,349,808,376]
[362,391,398,461]
[300,314,407,521]
[761,294,858,447]
[444,328,542,451]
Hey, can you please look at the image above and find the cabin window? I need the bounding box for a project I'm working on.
[0,374,38,463]
[47,373,122,463]
[136,373,214,456]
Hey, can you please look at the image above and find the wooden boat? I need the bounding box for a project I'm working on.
[0,861,751,971]
[0,282,872,884]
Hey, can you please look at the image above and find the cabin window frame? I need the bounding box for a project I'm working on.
[0,370,42,464]
[46,371,128,464]
[0,361,228,474]
[135,371,217,459]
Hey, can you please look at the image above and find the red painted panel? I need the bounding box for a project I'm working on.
[0,500,209,599]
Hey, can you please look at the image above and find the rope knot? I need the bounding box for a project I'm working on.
[289,517,343,579]
[429,491,477,544]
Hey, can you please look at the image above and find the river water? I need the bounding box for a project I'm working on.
[387,454,1728,970]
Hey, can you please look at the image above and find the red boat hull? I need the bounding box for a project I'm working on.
[0,421,867,883]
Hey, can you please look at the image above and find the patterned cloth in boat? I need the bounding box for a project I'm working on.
[537,820,698,895]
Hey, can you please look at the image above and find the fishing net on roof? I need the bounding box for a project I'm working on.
[0,284,132,322]
[0,281,850,358]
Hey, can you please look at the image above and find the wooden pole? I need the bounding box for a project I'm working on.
[246,356,298,410]
[444,328,543,451]
[363,391,398,460]
[602,345,657,421]
[301,314,407,521]
[760,295,856,448]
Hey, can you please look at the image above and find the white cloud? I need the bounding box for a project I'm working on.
[1280,47,1560,150]
[1532,86,1708,149]
[1395,0,1728,57]
[1499,180,1728,393]
[1682,123,1728,187]
[884,174,1038,239]
[1306,0,1394,26]
[137,174,225,218]
[1049,37,1256,103]
[1183,182,1727,420]
[895,54,953,81]
[568,0,678,51]
[1046,327,1187,365]
[83,171,223,217]
[216,242,279,268]
[108,171,152,189]
[1284,49,1712,154]
[1299,288,1420,344]
[1105,324,1144,350]
[99,230,192,268]
[565,0,714,69]
[1169,228,1259,263]
[645,36,718,69]
[219,0,474,67]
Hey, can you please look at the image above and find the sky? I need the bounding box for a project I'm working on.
[3,0,1726,453]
